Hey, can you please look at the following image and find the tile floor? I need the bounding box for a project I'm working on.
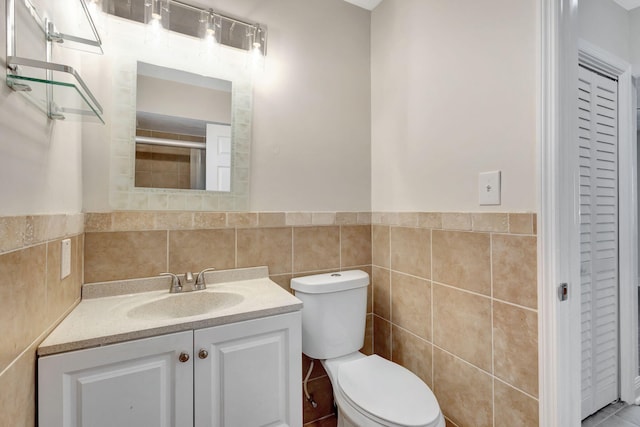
[303,414,337,426]
[583,402,640,427]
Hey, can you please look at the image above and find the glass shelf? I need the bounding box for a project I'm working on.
[6,0,104,122]
[44,0,103,54]
[6,56,104,123]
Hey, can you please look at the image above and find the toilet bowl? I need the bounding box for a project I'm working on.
[291,270,445,427]
[323,353,445,427]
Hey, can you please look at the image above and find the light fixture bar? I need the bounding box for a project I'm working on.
[171,0,267,55]
[171,0,258,29]
[106,0,267,56]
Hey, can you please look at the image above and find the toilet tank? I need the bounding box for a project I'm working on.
[291,270,369,360]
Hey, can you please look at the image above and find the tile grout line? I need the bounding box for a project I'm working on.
[165,230,170,271]
[430,228,435,390]
[490,232,495,427]
[388,225,392,360]
[339,225,342,271]
[234,227,238,269]
[44,240,50,323]
[431,343,537,400]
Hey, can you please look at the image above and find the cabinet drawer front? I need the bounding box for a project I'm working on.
[38,331,194,427]
[194,312,302,427]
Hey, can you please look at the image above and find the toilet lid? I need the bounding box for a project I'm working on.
[337,355,440,427]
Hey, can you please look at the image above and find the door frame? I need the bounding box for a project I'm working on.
[540,1,638,425]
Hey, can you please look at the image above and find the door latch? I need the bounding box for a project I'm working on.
[558,283,568,301]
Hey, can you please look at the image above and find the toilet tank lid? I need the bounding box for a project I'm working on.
[291,270,369,294]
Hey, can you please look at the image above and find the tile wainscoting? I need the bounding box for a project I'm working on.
[0,211,537,426]
[371,212,538,427]
[0,214,84,426]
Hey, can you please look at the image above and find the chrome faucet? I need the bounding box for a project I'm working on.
[195,268,216,290]
[160,272,182,293]
[184,271,195,289]
[160,269,214,293]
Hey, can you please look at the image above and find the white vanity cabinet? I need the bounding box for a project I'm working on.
[194,312,302,426]
[38,312,302,427]
[38,331,194,427]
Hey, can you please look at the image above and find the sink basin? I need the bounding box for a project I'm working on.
[127,291,245,320]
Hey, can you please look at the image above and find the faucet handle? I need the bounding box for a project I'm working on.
[195,268,216,290]
[160,272,182,293]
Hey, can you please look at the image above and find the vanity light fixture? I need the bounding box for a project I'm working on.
[247,25,266,70]
[200,9,221,44]
[104,0,267,57]
[250,25,266,56]
[144,0,170,30]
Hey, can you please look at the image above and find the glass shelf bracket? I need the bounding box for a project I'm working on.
[6,0,104,122]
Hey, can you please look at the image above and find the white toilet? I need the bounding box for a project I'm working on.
[291,270,445,427]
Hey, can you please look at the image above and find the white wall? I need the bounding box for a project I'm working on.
[579,0,630,63]
[0,0,86,216]
[370,0,537,212]
[630,8,640,71]
[82,0,372,212]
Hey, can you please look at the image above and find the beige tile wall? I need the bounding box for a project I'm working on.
[0,214,84,426]
[371,212,538,427]
[84,211,372,426]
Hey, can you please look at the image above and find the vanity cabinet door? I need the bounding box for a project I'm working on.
[193,312,302,427]
[38,331,194,427]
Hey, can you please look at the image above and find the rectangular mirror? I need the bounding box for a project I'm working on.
[135,62,233,192]
[106,13,253,211]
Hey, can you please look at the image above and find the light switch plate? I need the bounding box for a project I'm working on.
[479,171,501,205]
[61,239,71,280]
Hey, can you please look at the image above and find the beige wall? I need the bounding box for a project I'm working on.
[2,1,544,425]
[370,0,537,212]
[367,13,541,422]
[82,0,372,212]
[240,0,372,211]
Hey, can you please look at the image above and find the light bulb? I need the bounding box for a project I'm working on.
[145,0,169,29]
[87,0,99,15]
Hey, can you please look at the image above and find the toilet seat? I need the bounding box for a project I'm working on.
[336,355,442,427]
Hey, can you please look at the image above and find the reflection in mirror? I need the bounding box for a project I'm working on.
[107,11,253,211]
[134,62,232,192]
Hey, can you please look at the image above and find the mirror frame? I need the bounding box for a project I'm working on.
[107,16,252,211]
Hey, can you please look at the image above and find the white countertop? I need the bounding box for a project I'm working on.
[38,268,302,356]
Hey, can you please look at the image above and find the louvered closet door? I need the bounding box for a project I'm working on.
[579,64,619,420]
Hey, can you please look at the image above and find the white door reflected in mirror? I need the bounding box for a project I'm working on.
[206,123,231,192]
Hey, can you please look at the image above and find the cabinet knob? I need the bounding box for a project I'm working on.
[178,352,190,363]
[198,349,209,359]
